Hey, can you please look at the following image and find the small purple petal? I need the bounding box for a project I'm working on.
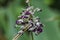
[37,28,42,33]
[16,20,20,24]
[25,11,31,15]
[16,19,23,25]
[20,16,24,18]
[24,16,28,18]
[20,15,28,19]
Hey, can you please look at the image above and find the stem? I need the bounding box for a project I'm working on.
[12,24,31,40]
[31,32,34,40]
[12,33,22,40]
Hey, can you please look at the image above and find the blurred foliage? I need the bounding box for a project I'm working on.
[49,0,60,11]
[0,0,13,7]
[44,0,60,11]
[0,0,60,40]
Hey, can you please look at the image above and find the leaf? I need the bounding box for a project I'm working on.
[0,0,60,40]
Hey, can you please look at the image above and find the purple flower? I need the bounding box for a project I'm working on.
[16,19,23,25]
[24,16,29,18]
[16,20,19,24]
[25,11,31,15]
[34,27,42,35]
[20,16,24,18]
[19,15,28,19]
[15,6,44,36]
[37,27,42,33]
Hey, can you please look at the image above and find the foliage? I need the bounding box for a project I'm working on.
[0,0,60,40]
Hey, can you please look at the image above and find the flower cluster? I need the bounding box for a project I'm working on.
[16,6,43,35]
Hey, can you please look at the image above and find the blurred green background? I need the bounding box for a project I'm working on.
[0,0,60,40]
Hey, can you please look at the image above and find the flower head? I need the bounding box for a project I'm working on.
[15,6,44,35]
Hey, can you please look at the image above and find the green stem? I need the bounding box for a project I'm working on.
[31,32,34,40]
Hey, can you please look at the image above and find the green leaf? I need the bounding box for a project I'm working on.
[0,0,60,40]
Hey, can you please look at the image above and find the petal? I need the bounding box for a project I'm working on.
[25,11,31,15]
[37,28,42,33]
